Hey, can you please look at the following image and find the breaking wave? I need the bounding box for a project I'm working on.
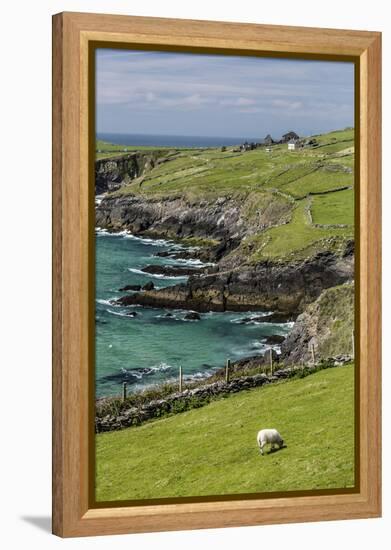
[127,267,188,280]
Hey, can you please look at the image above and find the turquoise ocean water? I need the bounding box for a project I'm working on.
[95,230,292,397]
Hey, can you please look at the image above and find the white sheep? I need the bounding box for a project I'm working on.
[257,429,285,455]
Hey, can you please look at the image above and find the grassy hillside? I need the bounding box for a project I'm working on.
[100,128,354,262]
[96,139,174,159]
[112,133,354,201]
[243,199,352,262]
[96,364,355,502]
[312,284,355,358]
[282,283,355,364]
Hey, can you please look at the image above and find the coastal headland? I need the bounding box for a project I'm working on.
[96,128,355,376]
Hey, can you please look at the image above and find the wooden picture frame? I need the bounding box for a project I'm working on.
[52,11,381,537]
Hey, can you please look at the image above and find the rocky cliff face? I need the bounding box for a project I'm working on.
[97,189,354,318]
[95,192,292,242]
[95,151,169,194]
[116,250,354,315]
[281,283,355,363]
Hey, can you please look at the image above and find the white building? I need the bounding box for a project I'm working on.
[288,140,297,151]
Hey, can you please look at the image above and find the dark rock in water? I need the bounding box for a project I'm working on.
[155,250,175,258]
[114,248,353,315]
[184,311,201,321]
[142,281,155,291]
[119,284,141,291]
[264,334,286,345]
[125,311,138,317]
[235,316,263,325]
[258,313,294,323]
[156,248,215,263]
[142,264,202,277]
[237,313,293,325]
[164,312,173,317]
[100,366,159,385]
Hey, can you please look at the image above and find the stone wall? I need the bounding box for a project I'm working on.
[95,356,351,433]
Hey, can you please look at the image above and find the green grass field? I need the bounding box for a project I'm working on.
[311,188,355,226]
[106,129,354,201]
[96,139,175,159]
[99,128,354,261]
[243,198,352,262]
[96,365,355,502]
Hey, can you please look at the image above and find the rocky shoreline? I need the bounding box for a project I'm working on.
[114,249,353,315]
[96,190,354,313]
[95,185,355,371]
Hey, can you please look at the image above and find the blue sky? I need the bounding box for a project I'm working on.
[96,49,354,139]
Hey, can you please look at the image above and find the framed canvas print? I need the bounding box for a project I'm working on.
[52,12,381,537]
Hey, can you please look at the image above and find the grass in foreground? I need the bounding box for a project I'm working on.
[96,364,355,501]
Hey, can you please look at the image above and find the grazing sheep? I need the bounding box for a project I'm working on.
[257,429,285,455]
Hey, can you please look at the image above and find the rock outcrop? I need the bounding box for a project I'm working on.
[95,192,354,314]
[281,283,355,363]
[116,250,354,315]
[141,264,204,277]
[95,151,169,194]
[95,193,292,245]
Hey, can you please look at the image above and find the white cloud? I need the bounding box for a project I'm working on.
[220,97,257,107]
[96,49,354,136]
[271,99,304,110]
[238,107,264,114]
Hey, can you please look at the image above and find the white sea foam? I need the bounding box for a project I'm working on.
[121,362,174,381]
[184,370,214,381]
[228,312,295,327]
[96,297,119,306]
[155,313,181,321]
[150,362,173,373]
[165,257,215,268]
[95,228,131,237]
[230,312,271,324]
[154,311,203,322]
[252,341,266,349]
[124,234,173,247]
[127,267,188,280]
[106,309,140,318]
[266,321,295,329]
[181,316,201,322]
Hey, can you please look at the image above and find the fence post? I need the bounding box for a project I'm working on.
[311,343,315,365]
[270,348,273,375]
[179,366,183,393]
[225,358,231,383]
[352,329,355,359]
[122,381,127,402]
